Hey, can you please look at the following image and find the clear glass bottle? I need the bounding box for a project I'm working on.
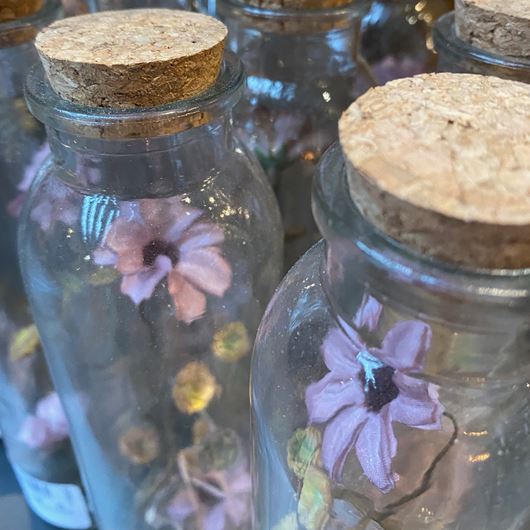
[0,3,93,528]
[361,0,453,84]
[251,127,530,527]
[215,0,372,269]
[20,35,282,530]
[433,13,530,83]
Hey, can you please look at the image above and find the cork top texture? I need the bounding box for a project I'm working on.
[455,0,530,57]
[35,9,228,108]
[339,73,530,270]
[0,0,43,22]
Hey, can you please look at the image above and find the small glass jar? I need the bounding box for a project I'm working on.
[251,145,530,529]
[20,45,283,530]
[361,0,453,84]
[433,13,530,83]
[215,0,372,269]
[0,3,93,529]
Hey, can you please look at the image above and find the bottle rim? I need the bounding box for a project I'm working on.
[433,12,530,71]
[24,51,245,139]
[313,142,530,303]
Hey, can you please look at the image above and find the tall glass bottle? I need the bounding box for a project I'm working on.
[20,9,282,530]
[251,73,530,529]
[0,2,93,528]
[215,0,372,269]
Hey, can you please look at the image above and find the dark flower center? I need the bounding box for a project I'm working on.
[357,351,399,413]
[143,239,179,267]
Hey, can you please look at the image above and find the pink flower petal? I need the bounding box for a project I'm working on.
[353,294,383,333]
[355,407,398,493]
[105,218,150,264]
[179,222,225,253]
[306,372,364,424]
[178,247,232,298]
[321,406,368,481]
[167,489,196,523]
[18,416,52,449]
[391,372,443,430]
[121,255,172,305]
[203,503,226,530]
[378,321,432,372]
[36,393,69,440]
[168,270,207,323]
[321,327,362,377]
[30,201,54,232]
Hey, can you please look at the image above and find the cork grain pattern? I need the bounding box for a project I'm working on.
[455,0,530,57]
[0,0,43,22]
[35,9,228,108]
[339,73,530,269]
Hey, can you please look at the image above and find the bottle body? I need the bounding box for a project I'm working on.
[251,144,530,529]
[433,13,530,83]
[0,3,93,528]
[86,0,190,10]
[220,1,370,269]
[20,57,283,530]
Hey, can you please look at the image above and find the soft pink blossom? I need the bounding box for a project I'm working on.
[306,295,443,493]
[94,197,232,323]
[18,392,69,450]
[167,465,251,530]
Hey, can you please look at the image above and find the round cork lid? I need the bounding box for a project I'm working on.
[35,9,228,108]
[339,73,530,270]
[455,0,530,57]
[0,0,43,22]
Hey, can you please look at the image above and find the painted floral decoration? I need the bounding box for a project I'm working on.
[94,197,232,323]
[18,392,69,450]
[305,294,443,493]
[167,463,252,530]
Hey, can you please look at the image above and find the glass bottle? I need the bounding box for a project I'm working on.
[215,0,372,269]
[20,10,282,530]
[0,3,93,528]
[433,12,530,83]
[361,0,453,85]
[86,0,190,10]
[251,76,530,529]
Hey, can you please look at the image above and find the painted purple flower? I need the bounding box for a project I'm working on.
[18,392,69,450]
[30,179,78,232]
[167,465,251,530]
[305,295,443,493]
[94,197,232,324]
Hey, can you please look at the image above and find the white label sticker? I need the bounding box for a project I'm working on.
[11,463,92,529]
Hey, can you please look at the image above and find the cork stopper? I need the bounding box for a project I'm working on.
[35,9,228,108]
[339,73,530,270]
[243,0,350,9]
[455,0,530,57]
[0,0,43,22]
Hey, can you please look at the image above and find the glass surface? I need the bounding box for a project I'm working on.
[20,54,283,530]
[86,0,190,10]
[218,0,373,270]
[434,13,530,83]
[251,144,530,529]
[0,4,92,529]
[361,0,453,84]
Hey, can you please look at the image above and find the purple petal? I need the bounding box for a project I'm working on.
[353,294,383,333]
[203,503,226,530]
[355,408,398,493]
[167,489,196,523]
[120,255,172,305]
[163,206,204,243]
[390,372,443,430]
[178,248,232,298]
[179,222,225,253]
[378,321,432,371]
[18,416,52,449]
[36,393,69,439]
[93,248,117,267]
[321,406,368,481]
[306,372,364,424]
[321,327,362,377]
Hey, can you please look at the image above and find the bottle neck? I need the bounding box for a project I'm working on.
[47,113,234,198]
[314,144,530,382]
[222,2,362,83]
